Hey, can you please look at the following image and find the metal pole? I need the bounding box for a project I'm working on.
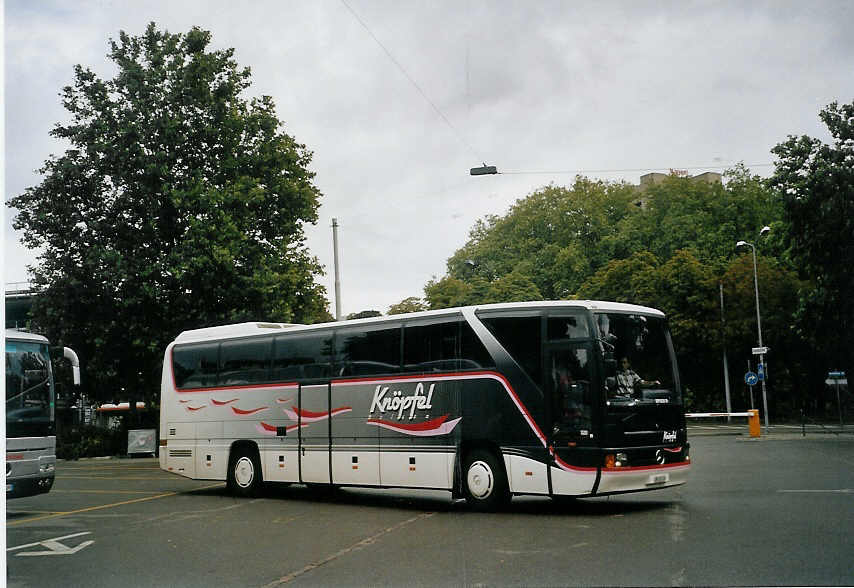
[748,359,754,409]
[332,218,342,321]
[837,379,843,429]
[750,244,770,429]
[720,283,732,422]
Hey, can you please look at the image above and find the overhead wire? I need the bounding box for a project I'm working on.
[339,0,482,161]
[499,163,774,175]
[340,1,774,181]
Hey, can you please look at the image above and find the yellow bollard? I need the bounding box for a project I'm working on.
[748,409,761,438]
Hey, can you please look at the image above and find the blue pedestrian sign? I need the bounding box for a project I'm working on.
[745,371,758,386]
[757,363,765,381]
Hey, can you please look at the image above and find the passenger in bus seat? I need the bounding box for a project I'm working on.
[553,365,584,429]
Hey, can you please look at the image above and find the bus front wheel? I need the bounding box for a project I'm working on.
[227,446,263,497]
[463,449,510,511]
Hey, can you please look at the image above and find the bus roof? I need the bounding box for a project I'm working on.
[5,329,50,344]
[172,300,665,344]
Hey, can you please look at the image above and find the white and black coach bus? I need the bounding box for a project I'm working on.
[6,330,80,498]
[159,301,690,509]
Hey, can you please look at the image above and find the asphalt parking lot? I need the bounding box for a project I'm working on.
[6,426,854,587]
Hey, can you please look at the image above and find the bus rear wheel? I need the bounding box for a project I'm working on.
[227,446,263,497]
[463,449,510,511]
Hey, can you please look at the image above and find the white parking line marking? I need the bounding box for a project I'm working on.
[262,512,436,586]
[7,532,94,556]
[778,489,853,494]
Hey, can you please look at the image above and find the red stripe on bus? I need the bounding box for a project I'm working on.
[367,414,450,432]
[601,461,691,473]
[291,406,352,419]
[552,452,598,473]
[231,406,268,415]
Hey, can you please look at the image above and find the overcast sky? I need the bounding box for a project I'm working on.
[4,0,854,317]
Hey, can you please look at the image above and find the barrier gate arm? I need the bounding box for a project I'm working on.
[686,409,761,437]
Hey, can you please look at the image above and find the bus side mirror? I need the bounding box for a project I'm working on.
[63,347,81,386]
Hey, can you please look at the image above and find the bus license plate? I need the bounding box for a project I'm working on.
[647,473,669,486]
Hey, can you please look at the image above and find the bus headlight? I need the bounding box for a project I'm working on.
[605,453,629,468]
[39,463,55,473]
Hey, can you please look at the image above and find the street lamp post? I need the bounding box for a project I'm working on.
[737,226,771,429]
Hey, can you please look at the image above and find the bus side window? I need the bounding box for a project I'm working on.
[173,343,219,389]
[460,321,495,370]
[547,315,590,341]
[480,316,542,388]
[335,326,401,377]
[272,333,333,382]
[219,338,272,385]
[551,347,592,433]
[403,321,459,374]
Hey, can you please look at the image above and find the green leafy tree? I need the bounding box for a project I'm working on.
[8,24,329,405]
[424,276,473,309]
[346,310,382,320]
[483,265,542,303]
[446,180,637,298]
[575,251,660,305]
[770,100,854,398]
[654,251,719,411]
[602,166,782,265]
[720,254,803,416]
[387,297,427,315]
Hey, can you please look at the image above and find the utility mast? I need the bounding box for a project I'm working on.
[332,218,342,320]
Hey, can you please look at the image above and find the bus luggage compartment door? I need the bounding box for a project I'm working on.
[299,384,331,484]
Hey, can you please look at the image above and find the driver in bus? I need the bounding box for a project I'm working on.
[616,357,660,397]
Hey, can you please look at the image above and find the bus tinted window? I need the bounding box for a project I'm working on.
[273,332,333,380]
[173,343,219,389]
[6,341,52,434]
[550,346,593,434]
[404,321,459,373]
[597,313,676,400]
[336,326,401,377]
[219,338,271,385]
[547,314,589,340]
[481,316,542,387]
[460,321,495,370]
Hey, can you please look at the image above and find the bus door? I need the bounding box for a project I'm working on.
[546,342,599,495]
[299,383,331,484]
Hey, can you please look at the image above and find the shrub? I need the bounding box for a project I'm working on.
[57,425,125,459]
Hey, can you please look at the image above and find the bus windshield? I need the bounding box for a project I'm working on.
[597,312,679,404]
[596,312,684,446]
[6,339,54,437]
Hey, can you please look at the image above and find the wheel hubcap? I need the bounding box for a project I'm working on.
[467,460,494,499]
[234,456,254,488]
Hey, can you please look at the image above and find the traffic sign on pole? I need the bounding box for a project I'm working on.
[752,346,769,355]
[757,363,765,381]
[745,371,758,386]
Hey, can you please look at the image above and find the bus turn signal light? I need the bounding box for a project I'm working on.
[605,454,616,468]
